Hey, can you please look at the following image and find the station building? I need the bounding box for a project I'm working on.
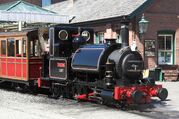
[45,0,179,80]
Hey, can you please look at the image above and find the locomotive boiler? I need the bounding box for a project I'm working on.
[38,23,168,106]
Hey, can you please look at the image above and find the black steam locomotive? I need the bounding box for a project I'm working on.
[38,23,168,106]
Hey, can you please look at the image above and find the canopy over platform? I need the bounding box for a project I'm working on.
[0,0,70,24]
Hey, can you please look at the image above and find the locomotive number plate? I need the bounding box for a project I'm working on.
[49,58,67,80]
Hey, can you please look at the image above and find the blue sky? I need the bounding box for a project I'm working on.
[42,0,52,7]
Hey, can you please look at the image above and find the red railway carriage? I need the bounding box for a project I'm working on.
[0,30,42,87]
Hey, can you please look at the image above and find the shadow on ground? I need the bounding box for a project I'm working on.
[126,99,179,119]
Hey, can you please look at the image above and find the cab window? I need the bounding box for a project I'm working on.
[30,39,41,57]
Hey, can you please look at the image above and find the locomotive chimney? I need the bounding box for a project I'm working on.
[120,20,129,48]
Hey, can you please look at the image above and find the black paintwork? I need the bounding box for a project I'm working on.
[41,53,49,78]
[49,26,94,57]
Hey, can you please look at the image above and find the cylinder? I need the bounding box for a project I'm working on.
[100,90,113,102]
[131,90,143,104]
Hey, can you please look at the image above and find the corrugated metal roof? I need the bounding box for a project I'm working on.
[0,11,69,23]
[0,0,55,14]
[45,0,153,23]
[0,1,18,10]
[0,0,70,23]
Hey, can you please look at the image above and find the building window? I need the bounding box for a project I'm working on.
[42,0,51,7]
[158,34,174,65]
[145,40,155,56]
[116,29,121,43]
[95,32,104,44]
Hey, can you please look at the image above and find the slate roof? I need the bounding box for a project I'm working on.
[45,0,153,23]
[0,0,55,14]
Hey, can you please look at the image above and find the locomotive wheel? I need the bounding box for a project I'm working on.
[13,83,26,93]
[116,100,128,110]
[28,81,38,94]
[29,85,38,95]
[13,83,21,91]
[50,84,61,99]
[71,86,77,98]
[62,85,74,99]
[158,88,168,101]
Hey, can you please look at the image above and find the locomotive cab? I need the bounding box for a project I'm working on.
[48,26,94,81]
[49,26,94,57]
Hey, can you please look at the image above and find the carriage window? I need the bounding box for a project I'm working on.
[35,40,41,56]
[8,38,15,57]
[1,40,6,56]
[22,39,26,57]
[30,40,41,57]
[16,40,22,57]
[30,41,34,56]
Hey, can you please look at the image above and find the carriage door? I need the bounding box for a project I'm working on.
[0,39,7,77]
[15,38,28,80]
[29,38,42,80]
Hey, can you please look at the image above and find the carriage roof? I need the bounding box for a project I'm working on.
[0,29,38,37]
